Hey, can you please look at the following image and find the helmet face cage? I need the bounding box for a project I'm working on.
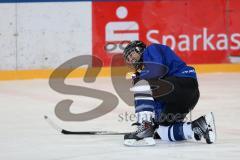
[123,41,146,70]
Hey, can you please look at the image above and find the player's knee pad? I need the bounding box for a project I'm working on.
[130,79,152,95]
[131,80,155,114]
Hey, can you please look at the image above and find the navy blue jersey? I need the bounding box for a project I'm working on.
[138,44,197,79]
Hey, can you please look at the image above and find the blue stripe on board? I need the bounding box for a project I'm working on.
[0,0,149,3]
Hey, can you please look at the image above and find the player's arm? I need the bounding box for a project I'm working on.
[138,44,169,80]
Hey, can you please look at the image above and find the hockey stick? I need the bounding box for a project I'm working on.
[44,115,128,135]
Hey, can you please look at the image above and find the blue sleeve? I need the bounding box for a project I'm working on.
[139,44,168,79]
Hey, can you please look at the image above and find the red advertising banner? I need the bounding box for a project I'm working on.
[228,0,240,63]
[92,0,240,66]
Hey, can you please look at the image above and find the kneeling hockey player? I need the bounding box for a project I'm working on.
[123,40,216,146]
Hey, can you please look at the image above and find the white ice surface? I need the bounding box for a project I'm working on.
[0,73,240,160]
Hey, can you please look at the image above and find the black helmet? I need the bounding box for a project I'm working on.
[123,40,146,70]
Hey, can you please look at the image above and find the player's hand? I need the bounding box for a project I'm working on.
[132,72,140,85]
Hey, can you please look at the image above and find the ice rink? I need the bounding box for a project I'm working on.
[1,73,240,160]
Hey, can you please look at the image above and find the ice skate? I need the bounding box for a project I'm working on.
[124,121,156,146]
[192,112,216,144]
[194,133,202,141]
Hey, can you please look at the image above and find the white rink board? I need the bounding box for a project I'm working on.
[0,3,17,70]
[0,2,92,70]
[0,73,240,160]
